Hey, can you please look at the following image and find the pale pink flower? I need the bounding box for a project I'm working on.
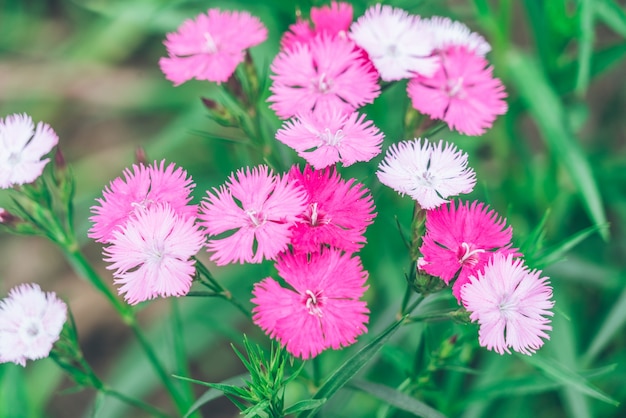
[407,46,507,136]
[349,4,438,81]
[251,249,369,359]
[276,108,383,168]
[268,35,380,119]
[281,1,354,50]
[420,200,518,302]
[159,9,267,85]
[288,165,376,254]
[0,283,67,366]
[104,204,204,305]
[424,16,491,56]
[0,113,58,189]
[89,160,196,244]
[200,165,307,265]
[376,138,476,209]
[461,254,554,355]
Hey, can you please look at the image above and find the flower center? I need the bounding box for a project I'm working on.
[303,202,330,227]
[203,32,218,54]
[446,77,465,98]
[319,128,344,147]
[315,73,332,94]
[26,322,41,337]
[418,170,435,187]
[457,242,484,266]
[7,152,20,166]
[245,209,265,227]
[305,289,324,317]
[386,44,399,57]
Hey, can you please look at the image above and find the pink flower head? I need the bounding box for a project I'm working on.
[252,249,369,359]
[159,9,267,85]
[276,108,383,168]
[376,138,476,209]
[407,46,507,136]
[419,200,518,302]
[288,165,376,254]
[0,283,67,366]
[461,254,554,355]
[89,160,196,244]
[349,4,438,81]
[104,204,205,305]
[281,2,354,50]
[424,16,491,56]
[0,113,58,189]
[268,34,380,119]
[200,165,307,265]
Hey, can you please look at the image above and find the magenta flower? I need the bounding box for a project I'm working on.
[376,138,476,209]
[407,46,507,136]
[159,9,267,85]
[424,16,491,56]
[0,113,58,189]
[252,249,369,359]
[200,165,307,265]
[419,200,518,302]
[276,108,383,168]
[281,1,354,50]
[288,165,376,254]
[461,254,554,355]
[349,4,438,81]
[104,204,205,305]
[268,35,380,119]
[0,283,67,366]
[89,160,196,244]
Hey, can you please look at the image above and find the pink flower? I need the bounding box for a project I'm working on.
[281,2,354,50]
[268,35,380,119]
[276,108,383,168]
[376,138,476,209]
[407,46,507,136]
[288,165,376,254]
[349,5,438,81]
[89,160,196,244]
[419,200,518,302]
[104,204,205,305]
[159,9,267,85]
[0,283,67,366]
[200,165,307,265]
[0,113,58,189]
[251,249,369,359]
[423,16,491,56]
[461,254,554,355]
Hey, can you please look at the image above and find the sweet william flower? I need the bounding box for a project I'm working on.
[0,113,58,189]
[252,249,369,359]
[461,254,554,355]
[276,108,383,169]
[104,203,205,305]
[419,200,518,302]
[424,16,491,56]
[159,9,267,85]
[376,138,476,209]
[407,46,507,136]
[281,1,354,50]
[200,165,307,265]
[0,283,67,366]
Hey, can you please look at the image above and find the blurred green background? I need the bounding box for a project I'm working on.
[1,0,625,417]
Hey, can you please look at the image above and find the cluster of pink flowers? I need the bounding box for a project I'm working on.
[201,163,374,359]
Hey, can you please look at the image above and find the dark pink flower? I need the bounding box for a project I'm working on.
[200,165,307,265]
[281,1,354,50]
[407,46,507,136]
[251,249,369,359]
[159,9,267,85]
[276,108,383,168]
[268,35,380,119]
[461,254,554,355]
[419,200,518,302]
[89,161,196,244]
[288,165,376,254]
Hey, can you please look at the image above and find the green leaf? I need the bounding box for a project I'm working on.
[179,373,249,418]
[582,286,626,364]
[464,375,561,403]
[522,355,620,406]
[349,379,447,418]
[533,223,609,267]
[298,316,406,418]
[506,49,609,241]
[575,0,595,95]
[595,0,626,37]
[283,399,327,415]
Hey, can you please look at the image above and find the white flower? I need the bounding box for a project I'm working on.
[423,16,491,56]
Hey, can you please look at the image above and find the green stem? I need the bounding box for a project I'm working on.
[103,387,174,418]
[402,295,425,317]
[406,310,458,323]
[171,299,198,416]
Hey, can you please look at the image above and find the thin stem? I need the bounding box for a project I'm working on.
[406,310,458,323]
[103,387,174,418]
[402,295,425,317]
[171,299,198,417]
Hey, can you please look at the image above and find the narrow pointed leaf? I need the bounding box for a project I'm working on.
[283,399,327,415]
[181,373,249,418]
